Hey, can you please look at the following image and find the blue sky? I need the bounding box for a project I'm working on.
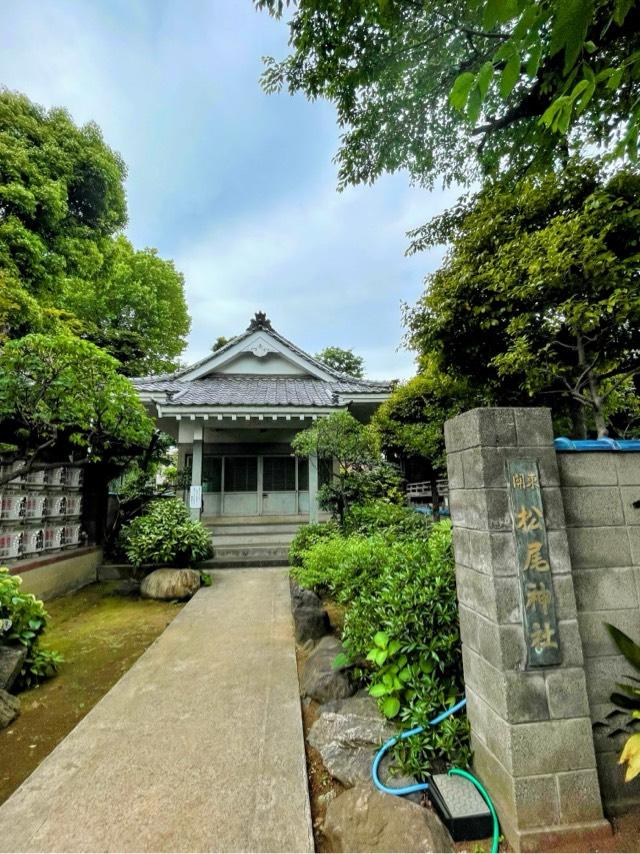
[1,1,459,379]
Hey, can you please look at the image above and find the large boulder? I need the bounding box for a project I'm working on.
[309,693,396,787]
[301,636,355,703]
[0,645,27,692]
[323,784,453,853]
[140,569,200,601]
[0,689,20,730]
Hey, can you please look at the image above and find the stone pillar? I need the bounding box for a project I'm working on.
[308,454,319,524]
[190,423,203,521]
[444,407,611,852]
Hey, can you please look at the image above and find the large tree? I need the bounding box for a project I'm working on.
[257,1,640,188]
[0,90,189,374]
[405,159,640,437]
[315,345,365,377]
[0,333,154,486]
[60,235,190,376]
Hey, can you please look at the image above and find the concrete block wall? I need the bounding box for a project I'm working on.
[445,408,611,852]
[557,452,640,814]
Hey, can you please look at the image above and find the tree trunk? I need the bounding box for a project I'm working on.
[576,332,608,438]
[570,399,587,439]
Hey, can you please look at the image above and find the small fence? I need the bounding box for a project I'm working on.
[0,462,84,562]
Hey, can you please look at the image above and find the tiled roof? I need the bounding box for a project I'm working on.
[133,314,392,408]
[134,375,390,407]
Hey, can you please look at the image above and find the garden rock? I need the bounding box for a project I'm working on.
[309,693,398,788]
[0,689,20,730]
[140,569,200,600]
[290,580,330,643]
[112,579,141,597]
[323,783,453,853]
[0,646,27,692]
[300,635,355,703]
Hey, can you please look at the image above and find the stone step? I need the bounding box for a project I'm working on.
[207,523,304,536]
[199,557,289,569]
[211,532,297,547]
[212,544,290,560]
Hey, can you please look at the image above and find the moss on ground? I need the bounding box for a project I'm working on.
[0,581,184,806]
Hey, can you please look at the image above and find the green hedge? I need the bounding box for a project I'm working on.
[292,501,469,777]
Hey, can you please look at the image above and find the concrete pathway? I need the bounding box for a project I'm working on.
[0,569,314,853]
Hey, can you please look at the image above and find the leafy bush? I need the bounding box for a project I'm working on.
[120,498,213,569]
[291,533,389,603]
[0,567,62,691]
[318,462,405,521]
[344,499,431,541]
[293,519,469,777]
[288,521,340,567]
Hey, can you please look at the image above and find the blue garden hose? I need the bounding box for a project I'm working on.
[371,697,500,853]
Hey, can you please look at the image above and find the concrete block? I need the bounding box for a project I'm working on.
[446,451,464,489]
[566,526,632,568]
[485,488,513,532]
[459,605,521,670]
[452,526,471,568]
[556,769,604,823]
[577,610,640,659]
[486,531,518,577]
[551,574,578,621]
[513,774,559,830]
[455,563,497,621]
[540,487,567,530]
[513,408,554,448]
[465,686,513,774]
[499,623,528,670]
[585,654,635,706]
[545,668,590,719]
[614,454,640,486]
[450,488,511,532]
[557,453,618,487]
[621,486,640,526]
[463,446,560,490]
[562,487,625,528]
[573,567,638,613]
[471,737,517,828]
[547,530,573,575]
[557,619,585,667]
[445,408,517,454]
[494,576,521,624]
[504,671,550,723]
[629,527,640,564]
[462,646,508,718]
[510,717,596,776]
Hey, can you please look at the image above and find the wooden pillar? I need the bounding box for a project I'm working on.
[189,422,203,521]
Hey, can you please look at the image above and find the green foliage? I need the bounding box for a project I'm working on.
[343,499,431,541]
[315,345,365,378]
[405,160,640,438]
[0,332,155,484]
[60,235,190,377]
[0,90,189,376]
[318,462,405,521]
[120,499,213,569]
[604,623,640,781]
[288,521,340,567]
[293,411,382,522]
[373,359,484,473]
[211,335,231,352]
[293,514,469,776]
[256,1,640,189]
[0,568,62,691]
[200,571,213,588]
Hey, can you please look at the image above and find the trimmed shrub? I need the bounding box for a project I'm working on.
[288,521,340,568]
[120,498,212,569]
[343,499,431,540]
[0,567,62,690]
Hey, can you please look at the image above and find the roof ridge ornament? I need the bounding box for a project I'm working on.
[247,311,273,332]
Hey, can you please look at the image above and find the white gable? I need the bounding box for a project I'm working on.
[177,327,337,382]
